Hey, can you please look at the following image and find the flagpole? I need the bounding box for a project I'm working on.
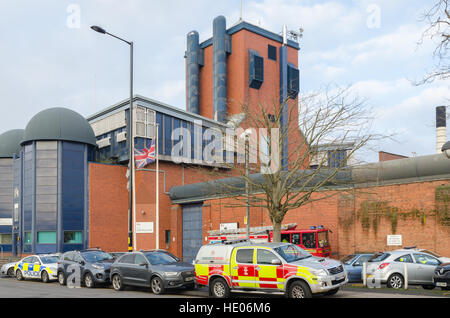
[156,124,159,249]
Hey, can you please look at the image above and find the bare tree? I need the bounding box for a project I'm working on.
[204,85,381,242]
[418,0,450,83]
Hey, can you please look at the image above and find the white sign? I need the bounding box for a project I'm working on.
[387,234,402,246]
[220,223,238,231]
[136,222,154,234]
[0,218,12,226]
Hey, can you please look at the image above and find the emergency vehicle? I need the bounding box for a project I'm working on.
[14,254,60,283]
[208,224,332,257]
[194,240,347,298]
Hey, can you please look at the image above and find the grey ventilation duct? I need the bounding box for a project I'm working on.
[186,31,200,114]
[213,15,227,123]
[436,106,447,154]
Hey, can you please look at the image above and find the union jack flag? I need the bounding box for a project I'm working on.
[134,139,156,169]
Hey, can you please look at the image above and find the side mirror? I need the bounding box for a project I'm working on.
[139,263,148,267]
[353,263,361,267]
[271,259,282,265]
[79,260,85,266]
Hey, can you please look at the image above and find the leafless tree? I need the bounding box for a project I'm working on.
[418,0,450,83]
[204,85,382,242]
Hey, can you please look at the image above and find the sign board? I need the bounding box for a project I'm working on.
[136,222,154,234]
[220,223,238,231]
[0,218,12,226]
[387,234,402,246]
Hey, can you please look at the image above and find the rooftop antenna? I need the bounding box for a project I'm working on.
[239,0,243,21]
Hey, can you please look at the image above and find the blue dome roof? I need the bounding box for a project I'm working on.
[21,107,97,146]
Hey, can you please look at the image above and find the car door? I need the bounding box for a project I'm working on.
[19,256,34,277]
[413,253,441,284]
[230,247,256,289]
[350,254,372,282]
[130,254,151,286]
[116,254,137,285]
[255,248,284,290]
[393,254,417,283]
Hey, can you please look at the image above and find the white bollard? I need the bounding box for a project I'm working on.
[404,263,408,290]
[363,262,367,286]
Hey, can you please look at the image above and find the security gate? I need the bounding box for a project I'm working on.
[182,203,203,263]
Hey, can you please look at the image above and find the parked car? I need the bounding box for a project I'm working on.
[407,248,450,263]
[1,261,18,277]
[57,248,115,288]
[366,249,443,289]
[14,254,60,283]
[433,262,450,290]
[341,253,374,283]
[110,249,195,295]
[195,240,347,298]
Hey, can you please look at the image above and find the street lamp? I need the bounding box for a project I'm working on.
[91,25,135,252]
[442,141,450,159]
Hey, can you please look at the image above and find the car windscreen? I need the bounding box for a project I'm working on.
[341,254,356,265]
[317,231,329,247]
[144,252,178,265]
[81,251,114,262]
[40,256,59,264]
[274,244,312,263]
[368,253,390,262]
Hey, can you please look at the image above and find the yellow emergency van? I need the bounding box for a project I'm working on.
[194,240,347,298]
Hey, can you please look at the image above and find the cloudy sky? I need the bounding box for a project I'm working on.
[0,0,448,162]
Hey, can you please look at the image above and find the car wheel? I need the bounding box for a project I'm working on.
[84,272,95,288]
[287,280,312,298]
[112,274,124,291]
[422,285,435,290]
[16,269,24,281]
[324,287,340,296]
[210,278,230,298]
[58,271,66,285]
[41,270,50,283]
[7,267,14,277]
[387,273,404,289]
[151,276,165,295]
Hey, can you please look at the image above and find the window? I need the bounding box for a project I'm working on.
[292,234,300,245]
[236,249,254,264]
[274,245,311,263]
[287,64,299,98]
[317,231,329,247]
[64,231,83,244]
[164,115,172,156]
[63,252,74,262]
[249,50,264,89]
[281,234,290,243]
[268,44,277,61]
[0,234,12,244]
[354,255,373,266]
[145,251,178,265]
[22,256,34,263]
[413,253,440,266]
[257,249,280,265]
[119,254,135,264]
[368,253,390,262]
[81,251,114,262]
[395,254,413,263]
[37,231,56,244]
[165,230,171,245]
[24,232,32,244]
[135,254,148,265]
[341,255,357,265]
[302,233,316,249]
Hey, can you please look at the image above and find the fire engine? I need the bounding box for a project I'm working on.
[208,224,332,258]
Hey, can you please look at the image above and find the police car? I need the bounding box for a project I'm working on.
[14,254,60,283]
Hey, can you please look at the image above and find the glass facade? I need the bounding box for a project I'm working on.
[37,231,57,244]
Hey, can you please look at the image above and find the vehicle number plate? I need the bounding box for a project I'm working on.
[185,276,194,282]
[436,282,447,287]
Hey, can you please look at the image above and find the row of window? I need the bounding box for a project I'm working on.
[235,248,280,265]
[22,231,82,245]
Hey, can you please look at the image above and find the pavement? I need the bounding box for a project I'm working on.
[0,276,448,298]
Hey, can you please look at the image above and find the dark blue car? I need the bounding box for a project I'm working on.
[342,253,374,283]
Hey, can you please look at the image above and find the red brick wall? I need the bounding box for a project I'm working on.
[88,163,128,252]
[379,151,408,162]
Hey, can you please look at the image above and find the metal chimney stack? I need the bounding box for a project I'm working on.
[436,106,447,153]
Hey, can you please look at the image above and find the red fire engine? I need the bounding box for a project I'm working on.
[208,224,332,257]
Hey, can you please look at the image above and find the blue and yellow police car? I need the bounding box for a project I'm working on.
[14,254,60,283]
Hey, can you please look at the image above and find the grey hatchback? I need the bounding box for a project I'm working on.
[110,250,195,295]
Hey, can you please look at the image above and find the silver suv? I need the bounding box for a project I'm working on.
[366,249,444,289]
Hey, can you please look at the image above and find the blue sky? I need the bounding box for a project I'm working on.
[0,0,448,162]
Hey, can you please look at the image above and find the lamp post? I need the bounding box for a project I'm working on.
[91,25,135,252]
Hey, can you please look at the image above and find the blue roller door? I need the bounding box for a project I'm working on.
[182,203,203,263]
